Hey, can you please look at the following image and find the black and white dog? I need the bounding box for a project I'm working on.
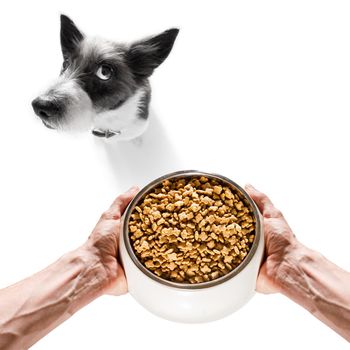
[32,15,179,140]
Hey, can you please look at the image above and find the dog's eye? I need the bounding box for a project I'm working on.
[96,64,113,80]
[62,58,70,71]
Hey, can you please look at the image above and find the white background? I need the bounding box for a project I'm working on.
[0,0,349,348]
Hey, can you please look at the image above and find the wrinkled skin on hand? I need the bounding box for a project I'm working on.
[245,184,297,294]
[86,186,139,295]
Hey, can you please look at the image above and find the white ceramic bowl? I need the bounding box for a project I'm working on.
[120,170,264,323]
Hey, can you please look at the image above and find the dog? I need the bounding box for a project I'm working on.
[32,15,179,140]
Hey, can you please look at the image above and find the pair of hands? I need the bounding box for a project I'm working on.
[88,184,296,296]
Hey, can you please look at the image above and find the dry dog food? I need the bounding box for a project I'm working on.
[128,176,255,284]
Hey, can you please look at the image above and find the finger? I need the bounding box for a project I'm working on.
[245,184,282,218]
[110,186,139,213]
[103,186,139,220]
[245,184,274,214]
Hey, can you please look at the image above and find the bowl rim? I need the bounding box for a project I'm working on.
[122,170,262,290]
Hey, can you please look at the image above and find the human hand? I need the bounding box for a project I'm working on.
[245,184,300,294]
[84,186,139,296]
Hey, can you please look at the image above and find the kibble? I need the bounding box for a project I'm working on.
[129,176,255,284]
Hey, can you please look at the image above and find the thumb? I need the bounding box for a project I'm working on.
[105,186,140,220]
[245,184,281,218]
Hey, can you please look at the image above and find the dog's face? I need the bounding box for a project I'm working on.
[32,15,178,136]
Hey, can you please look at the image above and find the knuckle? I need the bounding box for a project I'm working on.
[101,210,121,221]
[100,211,110,220]
[274,209,283,218]
[256,192,269,205]
[264,208,282,219]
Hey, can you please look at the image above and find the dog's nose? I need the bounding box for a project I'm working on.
[32,98,62,120]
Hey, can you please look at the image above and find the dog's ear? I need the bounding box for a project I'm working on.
[126,28,179,80]
[60,14,84,58]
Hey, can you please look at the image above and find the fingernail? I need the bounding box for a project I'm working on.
[245,183,257,190]
[127,185,139,193]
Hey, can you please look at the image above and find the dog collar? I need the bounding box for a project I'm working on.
[91,128,121,138]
